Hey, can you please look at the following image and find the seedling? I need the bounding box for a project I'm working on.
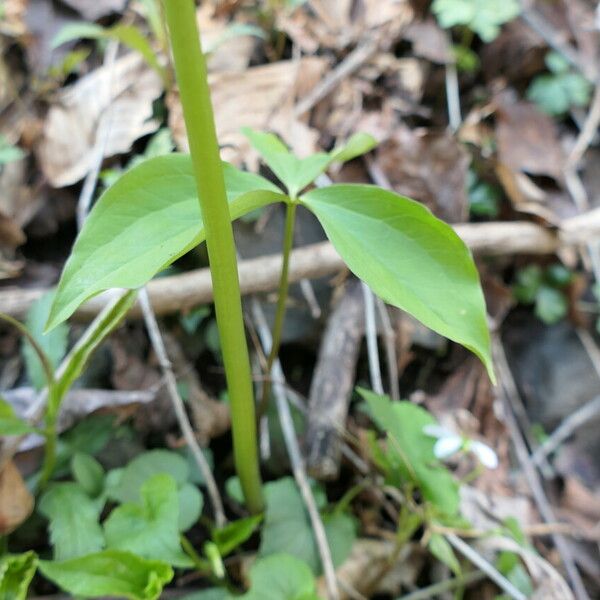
[43,0,493,514]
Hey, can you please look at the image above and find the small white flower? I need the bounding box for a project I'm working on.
[423,423,498,470]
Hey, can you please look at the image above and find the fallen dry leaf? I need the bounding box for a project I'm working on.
[37,53,162,187]
[168,57,327,165]
[404,17,452,64]
[375,124,470,222]
[60,0,127,20]
[0,460,34,535]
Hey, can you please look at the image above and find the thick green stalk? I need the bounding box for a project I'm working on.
[163,0,263,512]
[259,202,296,415]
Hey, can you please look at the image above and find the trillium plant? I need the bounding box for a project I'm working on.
[45,0,494,512]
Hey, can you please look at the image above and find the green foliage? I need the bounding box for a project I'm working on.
[22,292,69,390]
[260,477,356,574]
[52,23,167,83]
[46,156,285,330]
[428,533,461,576]
[300,185,493,378]
[107,449,204,531]
[0,551,38,600]
[39,482,105,560]
[0,134,25,165]
[513,264,571,325]
[38,550,173,600]
[467,170,501,218]
[212,515,263,557]
[71,452,105,497]
[242,128,376,198]
[104,474,192,567]
[0,396,37,436]
[359,388,460,516]
[527,52,592,116]
[432,0,521,42]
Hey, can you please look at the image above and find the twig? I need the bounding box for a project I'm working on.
[375,296,400,401]
[249,297,340,600]
[444,34,462,132]
[493,337,590,600]
[445,534,527,600]
[398,570,485,600]
[139,289,226,527]
[361,282,384,395]
[531,395,600,467]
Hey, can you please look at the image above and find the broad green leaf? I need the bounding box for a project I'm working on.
[52,291,136,403]
[513,265,542,304]
[38,550,173,600]
[39,482,105,560]
[329,132,377,163]
[242,554,322,600]
[535,286,567,325]
[527,65,592,116]
[213,514,263,557]
[300,185,493,377]
[104,474,191,567]
[428,533,461,576]
[0,396,37,436]
[52,23,166,82]
[47,155,286,330]
[242,128,329,198]
[260,478,354,574]
[432,0,520,42]
[22,291,69,390]
[178,482,204,531]
[359,388,460,515]
[109,449,190,503]
[0,551,38,600]
[71,453,105,497]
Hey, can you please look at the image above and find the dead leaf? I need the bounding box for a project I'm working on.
[0,460,34,535]
[494,89,565,181]
[168,57,327,165]
[37,53,162,187]
[375,124,470,222]
[404,18,452,64]
[60,0,127,20]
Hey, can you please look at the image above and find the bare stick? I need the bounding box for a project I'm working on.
[361,282,384,395]
[398,570,485,600]
[375,296,400,401]
[445,534,527,600]
[531,395,600,467]
[250,297,340,600]
[139,289,226,527]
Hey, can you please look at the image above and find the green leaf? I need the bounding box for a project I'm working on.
[0,551,38,600]
[242,554,322,600]
[428,533,461,576]
[432,0,520,42]
[109,449,190,503]
[47,155,286,330]
[39,482,105,560]
[329,132,377,163]
[534,286,567,325]
[52,23,166,82]
[301,185,493,378]
[359,388,460,515]
[513,265,542,304]
[242,128,330,198]
[260,478,354,574]
[38,550,173,600]
[71,453,105,497]
[52,291,136,402]
[178,482,204,531]
[104,473,191,567]
[22,291,69,390]
[213,514,263,557]
[0,396,37,436]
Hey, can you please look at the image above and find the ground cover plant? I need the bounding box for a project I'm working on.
[1,0,599,598]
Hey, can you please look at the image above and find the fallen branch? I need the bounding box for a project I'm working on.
[5,214,600,321]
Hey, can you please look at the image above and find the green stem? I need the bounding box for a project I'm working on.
[38,386,61,488]
[163,0,263,512]
[259,202,296,416]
